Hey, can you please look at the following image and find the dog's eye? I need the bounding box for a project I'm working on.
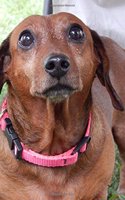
[68,24,85,42]
[18,30,34,50]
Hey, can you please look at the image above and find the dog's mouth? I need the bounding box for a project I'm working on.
[42,84,76,102]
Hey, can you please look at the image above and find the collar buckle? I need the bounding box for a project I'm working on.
[71,136,91,155]
[4,118,23,159]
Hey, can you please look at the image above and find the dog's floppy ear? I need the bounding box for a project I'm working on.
[90,29,124,111]
[0,35,11,93]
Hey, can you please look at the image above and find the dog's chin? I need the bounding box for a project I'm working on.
[42,84,76,103]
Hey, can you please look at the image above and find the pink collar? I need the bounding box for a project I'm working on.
[0,99,91,167]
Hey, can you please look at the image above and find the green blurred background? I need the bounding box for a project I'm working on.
[0,0,44,42]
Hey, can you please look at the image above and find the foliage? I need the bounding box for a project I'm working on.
[0,0,44,42]
[108,146,124,200]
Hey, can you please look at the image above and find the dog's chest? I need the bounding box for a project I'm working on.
[0,167,75,200]
[2,181,76,200]
[0,169,103,200]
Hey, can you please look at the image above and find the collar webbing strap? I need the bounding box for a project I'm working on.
[0,99,91,167]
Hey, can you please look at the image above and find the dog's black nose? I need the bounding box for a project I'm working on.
[45,55,70,79]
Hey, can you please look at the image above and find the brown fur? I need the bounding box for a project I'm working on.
[0,12,124,200]
[93,36,125,195]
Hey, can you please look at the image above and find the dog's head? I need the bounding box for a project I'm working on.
[0,12,123,110]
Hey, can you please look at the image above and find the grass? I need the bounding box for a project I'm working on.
[108,147,122,200]
[0,1,124,199]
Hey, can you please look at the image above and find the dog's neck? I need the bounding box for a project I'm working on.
[7,91,91,156]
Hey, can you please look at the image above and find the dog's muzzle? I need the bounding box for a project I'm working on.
[42,83,76,102]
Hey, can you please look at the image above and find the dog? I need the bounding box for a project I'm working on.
[0,12,124,200]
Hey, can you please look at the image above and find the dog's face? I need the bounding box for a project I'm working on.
[2,13,97,102]
[0,12,123,110]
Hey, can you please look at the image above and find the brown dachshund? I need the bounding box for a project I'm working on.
[0,12,124,200]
